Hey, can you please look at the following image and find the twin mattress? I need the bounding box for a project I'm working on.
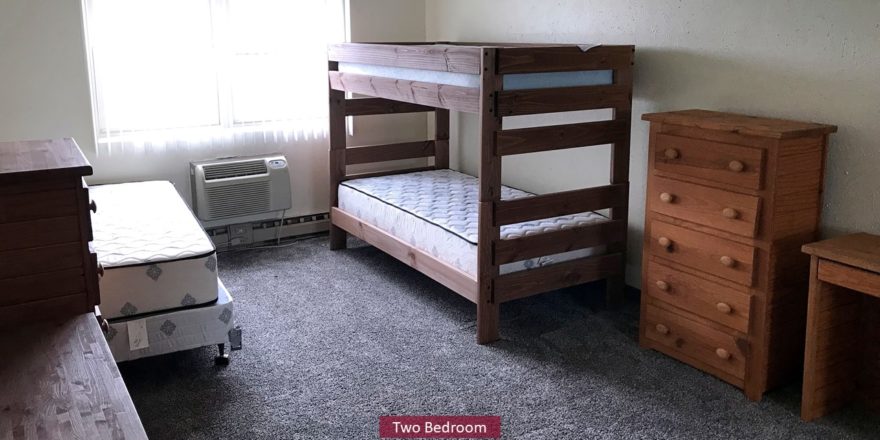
[90,181,218,320]
[337,44,613,91]
[338,169,608,277]
[338,63,612,90]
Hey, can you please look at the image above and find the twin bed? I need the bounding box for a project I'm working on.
[90,181,237,363]
[328,42,635,343]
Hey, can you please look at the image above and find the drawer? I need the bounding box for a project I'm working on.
[0,189,79,223]
[654,134,764,190]
[649,221,756,286]
[0,216,82,251]
[650,177,761,238]
[817,260,880,298]
[645,304,748,380]
[646,261,752,333]
[0,243,84,279]
[0,268,86,307]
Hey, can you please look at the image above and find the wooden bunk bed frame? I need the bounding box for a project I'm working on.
[327,42,634,344]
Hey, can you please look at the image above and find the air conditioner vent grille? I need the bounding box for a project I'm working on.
[206,180,272,219]
[203,160,268,180]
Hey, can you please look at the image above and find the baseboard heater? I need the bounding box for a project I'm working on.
[206,212,330,250]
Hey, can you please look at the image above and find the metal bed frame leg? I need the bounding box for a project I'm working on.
[215,343,230,365]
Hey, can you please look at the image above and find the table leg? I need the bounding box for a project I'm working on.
[802,256,861,421]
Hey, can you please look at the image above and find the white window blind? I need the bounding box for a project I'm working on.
[84,0,345,155]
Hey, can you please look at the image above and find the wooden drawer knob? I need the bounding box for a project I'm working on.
[720,255,736,267]
[722,208,739,219]
[716,348,731,360]
[716,302,732,314]
[664,148,680,159]
[728,160,745,172]
[655,324,669,335]
[97,263,105,277]
[659,192,674,203]
[658,237,672,249]
[90,200,98,213]
[656,280,670,291]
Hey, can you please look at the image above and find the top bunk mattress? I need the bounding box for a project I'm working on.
[338,170,608,277]
[337,62,612,90]
[90,181,218,320]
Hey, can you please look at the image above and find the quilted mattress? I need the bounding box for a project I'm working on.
[338,63,612,90]
[338,169,607,277]
[90,181,218,320]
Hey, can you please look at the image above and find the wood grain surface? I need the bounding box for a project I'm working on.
[642,109,837,139]
[803,233,880,274]
[0,139,92,185]
[0,314,146,439]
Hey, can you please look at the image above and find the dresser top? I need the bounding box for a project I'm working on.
[642,109,837,139]
[803,233,880,274]
[0,138,92,184]
[0,313,147,439]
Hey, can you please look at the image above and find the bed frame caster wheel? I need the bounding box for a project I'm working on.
[215,343,230,366]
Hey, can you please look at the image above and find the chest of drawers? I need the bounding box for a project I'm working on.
[0,138,100,327]
[639,110,837,400]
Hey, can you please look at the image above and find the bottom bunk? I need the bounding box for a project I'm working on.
[332,169,623,339]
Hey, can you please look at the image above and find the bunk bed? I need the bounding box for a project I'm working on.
[327,42,634,344]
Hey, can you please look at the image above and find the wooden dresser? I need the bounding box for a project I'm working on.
[0,138,100,326]
[639,109,837,400]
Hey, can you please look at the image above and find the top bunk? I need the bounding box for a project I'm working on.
[328,42,634,114]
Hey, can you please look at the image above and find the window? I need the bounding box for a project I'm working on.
[84,0,346,154]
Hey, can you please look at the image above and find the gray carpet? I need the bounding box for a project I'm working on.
[119,236,877,439]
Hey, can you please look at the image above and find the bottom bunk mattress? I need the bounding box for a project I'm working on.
[338,169,608,277]
[105,279,234,362]
[90,181,218,320]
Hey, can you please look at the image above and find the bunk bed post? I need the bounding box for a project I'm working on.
[605,49,635,306]
[328,61,348,250]
[476,48,502,344]
[434,108,450,169]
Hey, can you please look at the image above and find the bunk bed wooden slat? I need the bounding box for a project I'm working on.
[495,253,624,303]
[493,219,627,265]
[345,98,435,116]
[494,183,628,226]
[328,43,482,74]
[331,207,479,302]
[496,120,629,156]
[340,166,436,182]
[329,72,480,113]
[496,84,631,116]
[345,141,436,165]
[497,45,635,74]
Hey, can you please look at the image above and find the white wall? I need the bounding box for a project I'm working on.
[0,0,96,155]
[0,0,427,218]
[426,0,880,287]
[347,0,430,176]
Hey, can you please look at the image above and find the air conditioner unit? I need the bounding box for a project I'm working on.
[190,154,291,228]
